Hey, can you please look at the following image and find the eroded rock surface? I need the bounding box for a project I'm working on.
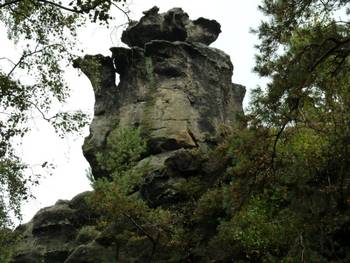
[121,6,221,47]
[12,192,102,263]
[74,7,244,179]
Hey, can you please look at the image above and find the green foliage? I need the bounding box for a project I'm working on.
[213,1,350,261]
[96,127,147,174]
[202,123,350,262]
[0,157,34,223]
[192,188,226,234]
[0,227,18,263]
[76,225,100,244]
[0,0,129,226]
[210,197,297,262]
[90,178,180,262]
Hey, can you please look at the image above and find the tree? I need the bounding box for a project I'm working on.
[253,0,350,207]
[0,0,128,227]
[213,0,350,261]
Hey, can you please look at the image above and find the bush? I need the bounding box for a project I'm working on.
[96,127,147,174]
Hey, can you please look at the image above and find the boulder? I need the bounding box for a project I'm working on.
[136,149,202,207]
[121,6,221,48]
[11,192,98,263]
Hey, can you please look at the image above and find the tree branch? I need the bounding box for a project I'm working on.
[1,0,106,15]
[111,1,130,22]
[35,0,83,13]
[0,57,16,65]
[271,121,288,169]
[27,101,58,122]
[122,212,156,245]
[0,0,22,9]
[7,43,62,77]
[310,37,350,72]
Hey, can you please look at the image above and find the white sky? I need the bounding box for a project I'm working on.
[1,0,265,223]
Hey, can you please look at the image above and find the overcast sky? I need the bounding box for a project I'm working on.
[1,0,265,223]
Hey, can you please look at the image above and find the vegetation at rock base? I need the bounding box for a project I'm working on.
[87,1,350,262]
[0,226,18,262]
[90,128,198,262]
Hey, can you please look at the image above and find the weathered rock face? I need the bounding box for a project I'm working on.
[74,6,245,178]
[121,7,221,47]
[11,192,105,263]
[12,6,245,262]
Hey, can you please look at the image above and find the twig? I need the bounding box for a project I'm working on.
[271,121,288,169]
[27,101,59,122]
[122,212,156,244]
[111,1,131,22]
[0,57,16,65]
[7,43,62,77]
[35,0,83,13]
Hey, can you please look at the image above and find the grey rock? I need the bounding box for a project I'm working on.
[121,6,221,47]
[136,149,202,207]
[11,192,96,263]
[77,38,244,178]
[74,8,244,178]
[12,207,74,262]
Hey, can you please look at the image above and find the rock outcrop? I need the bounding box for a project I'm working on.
[75,6,245,179]
[12,192,104,263]
[121,7,221,47]
[12,6,245,262]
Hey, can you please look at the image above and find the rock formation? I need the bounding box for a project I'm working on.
[11,7,245,262]
[75,7,244,179]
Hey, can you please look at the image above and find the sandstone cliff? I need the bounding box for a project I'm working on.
[11,7,245,262]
